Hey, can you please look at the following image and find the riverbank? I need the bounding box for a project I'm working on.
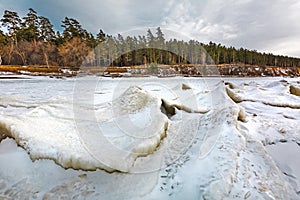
[0,64,299,78]
[0,77,299,199]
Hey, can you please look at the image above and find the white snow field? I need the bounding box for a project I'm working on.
[0,75,299,199]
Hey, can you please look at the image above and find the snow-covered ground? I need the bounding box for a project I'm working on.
[0,75,299,199]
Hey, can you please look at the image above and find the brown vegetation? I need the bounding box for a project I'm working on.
[0,65,60,73]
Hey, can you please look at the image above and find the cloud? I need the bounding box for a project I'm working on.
[161,0,300,57]
[0,0,169,34]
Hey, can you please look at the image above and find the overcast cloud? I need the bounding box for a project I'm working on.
[0,0,299,57]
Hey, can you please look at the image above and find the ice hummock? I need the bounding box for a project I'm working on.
[0,85,171,172]
[0,76,299,199]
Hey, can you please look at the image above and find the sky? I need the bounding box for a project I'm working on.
[0,0,299,57]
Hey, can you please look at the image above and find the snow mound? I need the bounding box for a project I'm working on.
[1,77,299,199]
[113,86,154,114]
[225,86,243,103]
[224,81,240,89]
[226,80,300,109]
[238,105,247,122]
[0,86,169,172]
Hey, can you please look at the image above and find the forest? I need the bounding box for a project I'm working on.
[1,8,300,69]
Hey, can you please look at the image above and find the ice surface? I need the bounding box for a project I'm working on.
[223,78,300,197]
[225,78,300,109]
[266,142,300,193]
[0,85,169,172]
[0,138,160,199]
[0,76,299,199]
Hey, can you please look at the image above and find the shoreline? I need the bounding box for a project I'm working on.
[0,64,299,79]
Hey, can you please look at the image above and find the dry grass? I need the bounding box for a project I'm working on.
[0,65,60,73]
[1,65,299,77]
[79,66,128,73]
[104,67,128,73]
[88,67,106,73]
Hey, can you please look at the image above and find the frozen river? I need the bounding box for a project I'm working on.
[0,74,300,199]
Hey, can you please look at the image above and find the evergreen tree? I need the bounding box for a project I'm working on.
[38,16,55,43]
[20,8,39,44]
[1,10,21,44]
[146,29,155,63]
[61,17,88,41]
[155,27,165,63]
[96,29,106,43]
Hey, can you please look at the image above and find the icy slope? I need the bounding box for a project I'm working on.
[223,78,300,197]
[0,77,299,199]
[146,82,298,199]
[0,86,169,172]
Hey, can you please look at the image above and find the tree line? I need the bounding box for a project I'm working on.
[0,8,299,68]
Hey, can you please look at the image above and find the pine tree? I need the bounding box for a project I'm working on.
[155,27,165,64]
[116,34,126,66]
[96,29,106,43]
[38,16,55,43]
[61,17,88,41]
[146,29,155,63]
[1,10,21,44]
[137,35,147,65]
[21,8,39,45]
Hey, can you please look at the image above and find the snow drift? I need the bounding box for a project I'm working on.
[0,86,170,172]
[0,77,299,199]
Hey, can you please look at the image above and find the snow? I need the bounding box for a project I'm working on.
[266,142,300,193]
[0,76,299,199]
[226,78,300,109]
[0,84,169,172]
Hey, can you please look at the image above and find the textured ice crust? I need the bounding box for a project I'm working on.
[0,77,299,199]
[0,86,169,172]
